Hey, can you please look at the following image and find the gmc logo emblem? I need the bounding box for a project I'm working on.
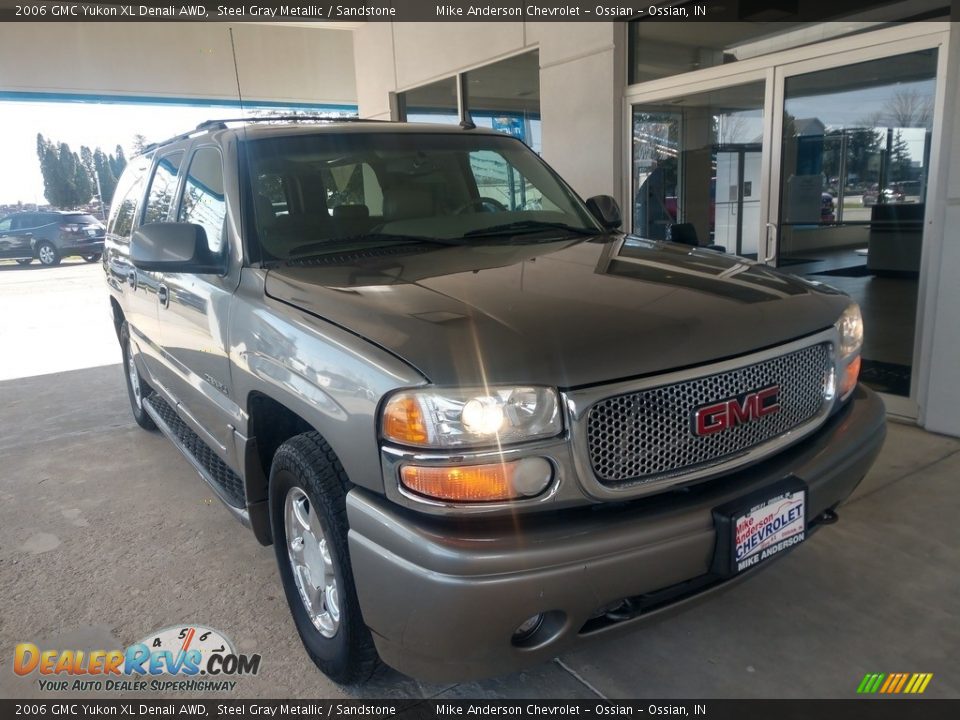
[692,385,781,437]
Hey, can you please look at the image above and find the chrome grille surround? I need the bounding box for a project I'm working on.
[564,328,839,500]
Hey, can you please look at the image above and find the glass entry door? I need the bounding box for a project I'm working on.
[628,31,945,412]
[772,47,939,403]
[631,81,767,256]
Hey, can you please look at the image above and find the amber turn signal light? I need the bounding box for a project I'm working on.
[383,395,429,445]
[840,355,861,399]
[400,458,552,503]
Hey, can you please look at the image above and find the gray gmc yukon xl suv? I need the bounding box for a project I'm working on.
[104,119,886,684]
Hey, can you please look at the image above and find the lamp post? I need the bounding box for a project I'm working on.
[93,170,106,220]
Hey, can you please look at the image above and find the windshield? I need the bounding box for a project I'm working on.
[243,131,600,262]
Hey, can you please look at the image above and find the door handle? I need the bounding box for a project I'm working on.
[764,222,778,264]
[127,269,137,290]
[158,283,169,308]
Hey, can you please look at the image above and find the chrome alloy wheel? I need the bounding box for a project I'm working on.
[285,487,340,638]
[38,244,55,265]
[127,339,142,409]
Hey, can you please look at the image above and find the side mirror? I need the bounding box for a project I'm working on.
[130,223,225,274]
[585,195,622,230]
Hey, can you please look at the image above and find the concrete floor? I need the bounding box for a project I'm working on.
[0,260,958,699]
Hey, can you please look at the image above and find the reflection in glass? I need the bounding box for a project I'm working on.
[632,82,765,257]
[142,152,183,225]
[777,49,938,398]
[463,51,541,153]
[398,77,459,125]
[179,148,226,254]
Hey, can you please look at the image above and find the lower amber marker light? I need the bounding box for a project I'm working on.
[840,355,862,398]
[400,458,552,503]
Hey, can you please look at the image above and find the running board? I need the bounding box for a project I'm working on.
[143,393,249,525]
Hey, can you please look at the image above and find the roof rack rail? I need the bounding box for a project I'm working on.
[142,115,385,154]
[196,115,386,128]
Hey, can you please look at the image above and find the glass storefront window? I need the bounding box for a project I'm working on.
[398,51,541,152]
[463,51,541,153]
[397,77,459,125]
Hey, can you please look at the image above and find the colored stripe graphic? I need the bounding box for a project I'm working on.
[857,673,933,694]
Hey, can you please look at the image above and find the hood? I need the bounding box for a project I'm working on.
[264,235,849,388]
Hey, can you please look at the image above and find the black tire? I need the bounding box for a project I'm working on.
[120,322,157,431]
[269,433,379,684]
[15,259,32,266]
[37,241,60,266]
[82,253,102,263]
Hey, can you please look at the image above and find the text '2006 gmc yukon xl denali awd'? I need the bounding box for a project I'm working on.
[104,119,886,684]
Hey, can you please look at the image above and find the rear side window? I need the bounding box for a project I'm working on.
[11,214,36,230]
[0,218,11,232]
[142,152,184,224]
[107,155,151,241]
[178,147,226,254]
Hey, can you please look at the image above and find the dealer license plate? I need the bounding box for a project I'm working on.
[712,478,807,577]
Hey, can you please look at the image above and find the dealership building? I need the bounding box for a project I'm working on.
[2,3,959,437]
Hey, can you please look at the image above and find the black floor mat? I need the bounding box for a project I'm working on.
[811,265,874,278]
[861,359,911,397]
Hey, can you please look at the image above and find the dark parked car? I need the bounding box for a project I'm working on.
[0,211,105,266]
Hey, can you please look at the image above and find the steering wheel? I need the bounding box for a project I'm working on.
[454,196,508,215]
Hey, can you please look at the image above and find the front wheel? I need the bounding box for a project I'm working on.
[120,322,156,431]
[82,253,102,263]
[270,433,379,684]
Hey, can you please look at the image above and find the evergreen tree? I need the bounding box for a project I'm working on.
[93,149,119,204]
[111,145,128,178]
[34,134,95,208]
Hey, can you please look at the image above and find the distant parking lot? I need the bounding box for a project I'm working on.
[0,259,118,381]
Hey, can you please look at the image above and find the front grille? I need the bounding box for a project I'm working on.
[586,343,832,487]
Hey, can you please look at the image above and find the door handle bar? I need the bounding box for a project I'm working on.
[764,222,777,264]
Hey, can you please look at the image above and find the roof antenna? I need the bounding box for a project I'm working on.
[228,27,246,119]
[460,111,476,130]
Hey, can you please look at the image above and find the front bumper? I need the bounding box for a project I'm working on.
[347,384,886,682]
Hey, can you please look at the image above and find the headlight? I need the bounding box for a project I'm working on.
[836,303,863,357]
[835,303,863,400]
[382,386,562,449]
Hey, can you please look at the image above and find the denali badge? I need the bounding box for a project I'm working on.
[693,386,781,436]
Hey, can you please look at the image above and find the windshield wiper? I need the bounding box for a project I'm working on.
[463,220,599,238]
[286,233,467,259]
